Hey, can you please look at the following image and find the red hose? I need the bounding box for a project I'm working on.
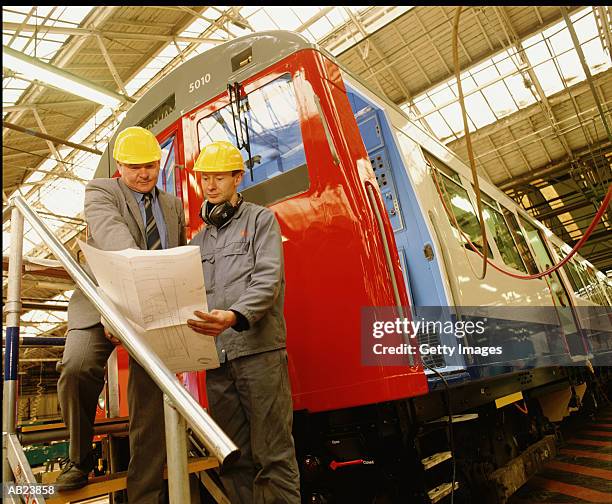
[430,164,611,280]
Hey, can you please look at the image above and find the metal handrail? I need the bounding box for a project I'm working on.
[8,195,240,467]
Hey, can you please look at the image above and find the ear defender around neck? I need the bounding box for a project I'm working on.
[200,193,244,228]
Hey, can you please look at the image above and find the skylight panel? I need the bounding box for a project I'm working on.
[208,28,231,40]
[71,152,101,180]
[264,8,302,32]
[41,33,69,44]
[3,87,27,104]
[570,8,597,42]
[3,222,38,257]
[2,9,28,23]
[504,74,536,108]
[155,44,180,63]
[581,38,611,74]
[523,38,548,66]
[556,51,585,85]
[439,102,470,135]
[423,111,454,141]
[414,95,435,115]
[471,63,500,86]
[463,93,496,128]
[448,75,477,94]
[549,27,574,55]
[492,49,519,72]
[124,66,160,96]
[2,5,93,108]
[70,108,112,145]
[325,8,349,27]
[305,17,334,40]
[481,81,517,119]
[240,7,260,17]
[415,6,607,144]
[21,309,66,331]
[247,9,278,31]
[429,86,455,107]
[179,17,212,37]
[229,24,252,38]
[31,6,54,18]
[23,40,64,61]
[39,179,86,218]
[531,60,564,96]
[55,6,93,26]
[5,35,29,52]
[292,6,322,24]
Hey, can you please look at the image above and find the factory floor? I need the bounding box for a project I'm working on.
[509,404,612,503]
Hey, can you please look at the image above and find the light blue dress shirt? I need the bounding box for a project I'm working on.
[129,187,168,249]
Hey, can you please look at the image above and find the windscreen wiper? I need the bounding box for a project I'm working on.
[228,81,254,181]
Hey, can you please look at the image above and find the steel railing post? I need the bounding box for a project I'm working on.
[164,395,190,503]
[3,207,24,484]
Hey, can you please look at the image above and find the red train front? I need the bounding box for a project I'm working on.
[103,31,428,420]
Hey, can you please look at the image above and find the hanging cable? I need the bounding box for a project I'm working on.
[453,7,488,280]
[430,160,612,280]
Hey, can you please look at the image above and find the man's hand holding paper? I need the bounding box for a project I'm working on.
[187,309,237,336]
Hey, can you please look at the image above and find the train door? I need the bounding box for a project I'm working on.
[344,84,466,375]
[518,216,587,358]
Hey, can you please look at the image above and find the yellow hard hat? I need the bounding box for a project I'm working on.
[113,126,162,164]
[194,141,244,173]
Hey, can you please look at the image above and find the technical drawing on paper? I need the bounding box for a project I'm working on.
[78,240,219,372]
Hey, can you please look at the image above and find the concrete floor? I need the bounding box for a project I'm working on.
[509,405,612,503]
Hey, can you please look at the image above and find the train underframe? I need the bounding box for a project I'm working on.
[293,365,611,504]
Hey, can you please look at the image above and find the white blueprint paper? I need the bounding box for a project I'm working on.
[78,240,219,372]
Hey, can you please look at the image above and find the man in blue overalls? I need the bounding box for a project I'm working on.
[187,140,300,503]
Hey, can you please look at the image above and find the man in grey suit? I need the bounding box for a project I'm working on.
[55,126,186,503]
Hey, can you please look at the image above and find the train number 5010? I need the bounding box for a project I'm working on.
[188,74,211,93]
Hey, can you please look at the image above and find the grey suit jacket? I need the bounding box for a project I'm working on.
[68,177,186,330]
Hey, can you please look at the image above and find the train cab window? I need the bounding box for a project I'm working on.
[427,155,492,256]
[156,135,177,196]
[502,209,538,275]
[197,74,309,206]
